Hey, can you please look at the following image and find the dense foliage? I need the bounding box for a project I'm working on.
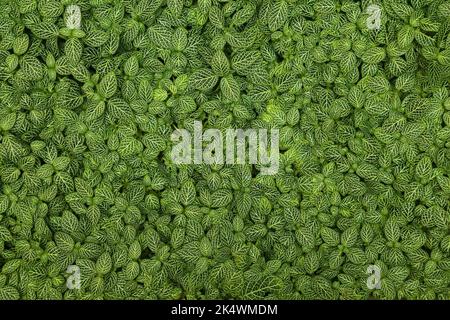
[0,0,450,300]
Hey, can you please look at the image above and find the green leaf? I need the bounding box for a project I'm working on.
[124,56,139,77]
[84,29,109,48]
[54,171,74,193]
[398,25,415,48]
[55,232,75,253]
[341,227,358,247]
[243,275,282,299]
[362,47,386,64]
[74,178,93,198]
[96,252,112,275]
[125,261,140,280]
[148,25,173,49]
[0,286,20,300]
[232,51,259,74]
[2,259,21,274]
[346,247,366,264]
[65,38,83,63]
[415,156,432,181]
[321,227,340,247]
[190,69,219,91]
[98,72,117,99]
[0,225,12,241]
[211,189,233,208]
[211,50,230,76]
[220,75,240,101]
[13,34,29,55]
[20,55,43,80]
[31,22,58,39]
[167,0,184,17]
[52,157,70,171]
[268,0,288,31]
[384,219,401,242]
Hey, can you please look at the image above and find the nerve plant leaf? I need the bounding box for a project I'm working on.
[0,0,448,302]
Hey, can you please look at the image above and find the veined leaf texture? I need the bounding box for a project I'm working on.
[0,0,449,300]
